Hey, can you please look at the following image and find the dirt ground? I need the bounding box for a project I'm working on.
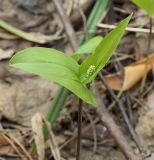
[0,0,154,160]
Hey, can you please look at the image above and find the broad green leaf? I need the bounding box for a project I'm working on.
[10,47,79,74]
[10,47,96,106]
[132,0,154,17]
[73,36,103,60]
[79,14,132,84]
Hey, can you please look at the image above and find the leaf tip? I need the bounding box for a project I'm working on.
[126,12,133,22]
[90,97,97,107]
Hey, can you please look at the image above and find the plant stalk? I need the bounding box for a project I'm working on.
[46,0,109,136]
[147,17,153,51]
[76,99,83,160]
[140,17,153,92]
[52,1,84,159]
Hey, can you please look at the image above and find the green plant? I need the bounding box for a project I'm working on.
[9,14,132,107]
[9,14,132,160]
[47,0,109,132]
[132,0,154,17]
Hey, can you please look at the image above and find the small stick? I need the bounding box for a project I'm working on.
[93,83,140,160]
[76,99,82,160]
[140,17,153,92]
[73,0,88,40]
[147,17,153,51]
[52,0,79,51]
[99,73,143,152]
[97,23,154,34]
[125,92,134,126]
[83,107,97,155]
[59,118,99,150]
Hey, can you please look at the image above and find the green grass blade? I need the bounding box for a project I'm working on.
[44,87,69,137]
[87,0,108,33]
[80,0,108,44]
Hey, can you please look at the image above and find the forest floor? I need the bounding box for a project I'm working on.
[0,0,154,159]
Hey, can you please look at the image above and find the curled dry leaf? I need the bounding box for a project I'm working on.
[31,113,45,160]
[42,116,62,160]
[0,48,14,60]
[105,54,154,91]
[0,20,61,44]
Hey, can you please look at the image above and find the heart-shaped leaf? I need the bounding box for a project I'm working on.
[132,0,154,17]
[79,14,132,84]
[10,47,97,106]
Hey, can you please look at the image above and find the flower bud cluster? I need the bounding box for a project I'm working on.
[86,65,96,78]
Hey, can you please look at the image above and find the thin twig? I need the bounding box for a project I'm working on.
[147,18,153,51]
[73,0,88,40]
[93,83,140,160]
[76,99,82,160]
[2,134,24,159]
[83,107,97,155]
[97,23,154,34]
[140,17,153,92]
[59,118,99,150]
[9,134,33,160]
[52,0,79,51]
[125,92,134,127]
[99,73,143,152]
[108,91,123,111]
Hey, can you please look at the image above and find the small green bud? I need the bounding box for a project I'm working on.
[86,65,96,78]
[80,65,96,83]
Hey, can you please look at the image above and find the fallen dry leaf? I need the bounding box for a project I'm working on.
[0,48,14,60]
[105,54,154,91]
[42,116,62,160]
[31,113,45,160]
[0,19,61,44]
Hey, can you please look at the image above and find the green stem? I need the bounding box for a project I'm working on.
[76,99,83,160]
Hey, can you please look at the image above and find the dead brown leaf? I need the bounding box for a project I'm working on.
[105,54,154,91]
[42,116,62,160]
[0,48,14,60]
[31,113,45,160]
